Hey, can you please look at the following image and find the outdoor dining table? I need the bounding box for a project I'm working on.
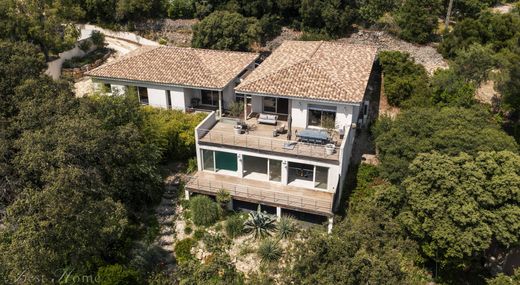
[296,129,330,144]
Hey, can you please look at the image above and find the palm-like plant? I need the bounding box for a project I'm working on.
[277,215,297,239]
[243,206,276,239]
[257,238,282,263]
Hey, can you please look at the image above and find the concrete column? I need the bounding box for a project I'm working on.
[244,95,247,122]
[237,154,244,178]
[276,207,282,220]
[184,190,190,200]
[227,199,234,211]
[282,160,289,185]
[327,217,334,234]
[218,91,222,119]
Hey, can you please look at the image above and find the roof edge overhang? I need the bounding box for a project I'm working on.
[89,76,226,91]
[234,89,364,106]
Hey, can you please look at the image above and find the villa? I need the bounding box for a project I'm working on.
[86,41,378,231]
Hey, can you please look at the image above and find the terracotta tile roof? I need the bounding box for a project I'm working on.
[86,46,258,89]
[236,41,377,103]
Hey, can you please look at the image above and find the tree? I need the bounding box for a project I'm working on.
[454,43,497,85]
[299,0,355,37]
[286,183,430,284]
[399,151,520,268]
[357,0,397,24]
[378,51,430,107]
[373,107,518,183]
[1,0,83,60]
[0,187,128,283]
[168,0,195,19]
[396,0,441,44]
[192,11,261,51]
[430,68,476,107]
[0,41,46,118]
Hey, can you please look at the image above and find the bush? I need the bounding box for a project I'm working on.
[257,239,283,263]
[141,107,206,160]
[96,264,141,285]
[78,40,92,52]
[189,195,220,226]
[174,238,197,264]
[430,68,475,107]
[216,189,231,208]
[184,225,193,235]
[168,0,195,19]
[243,206,277,239]
[186,157,197,173]
[203,232,231,253]
[225,214,245,238]
[193,228,205,240]
[379,51,430,107]
[91,30,105,47]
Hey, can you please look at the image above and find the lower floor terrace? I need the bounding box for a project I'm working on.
[185,171,334,216]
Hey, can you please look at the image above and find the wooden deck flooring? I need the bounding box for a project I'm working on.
[198,117,341,162]
[186,171,334,216]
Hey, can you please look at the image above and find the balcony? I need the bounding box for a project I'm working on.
[186,171,334,216]
[196,113,348,163]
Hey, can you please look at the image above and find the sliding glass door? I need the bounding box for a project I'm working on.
[308,104,336,127]
[263,97,289,114]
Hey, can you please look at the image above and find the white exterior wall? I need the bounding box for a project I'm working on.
[290,98,358,130]
[251,96,263,113]
[197,145,340,193]
[170,87,186,110]
[148,88,168,108]
[291,99,308,128]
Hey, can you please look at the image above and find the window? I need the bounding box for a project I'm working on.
[103,83,111,92]
[215,151,237,172]
[138,87,148,105]
[269,159,282,182]
[307,104,336,127]
[262,97,289,114]
[202,149,214,171]
[201,90,219,106]
[314,166,328,189]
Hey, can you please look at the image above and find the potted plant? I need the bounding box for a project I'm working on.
[233,124,242,135]
[229,101,244,118]
[321,115,336,155]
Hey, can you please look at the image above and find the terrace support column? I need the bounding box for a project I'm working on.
[184,190,190,200]
[227,199,234,211]
[276,207,282,220]
[218,91,223,119]
[281,160,289,185]
[327,217,334,234]
[244,95,247,122]
[237,154,244,178]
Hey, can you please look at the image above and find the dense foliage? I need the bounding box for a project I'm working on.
[379,51,430,107]
[395,0,441,44]
[397,151,520,268]
[374,107,518,183]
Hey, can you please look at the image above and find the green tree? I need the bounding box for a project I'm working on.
[373,107,518,183]
[396,0,441,44]
[430,68,476,107]
[97,264,141,285]
[168,0,195,19]
[454,43,497,85]
[300,0,355,37]
[0,187,128,283]
[379,51,430,107]
[0,41,46,118]
[399,151,520,268]
[357,0,397,24]
[192,11,261,51]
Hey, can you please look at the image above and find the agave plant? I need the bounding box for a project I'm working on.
[243,205,276,239]
[277,215,297,239]
[257,238,283,263]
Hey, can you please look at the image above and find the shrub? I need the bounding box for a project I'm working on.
[78,40,92,52]
[203,232,231,253]
[186,157,197,173]
[193,228,205,240]
[168,0,195,19]
[228,101,244,118]
[91,30,105,47]
[96,264,141,285]
[243,206,277,239]
[158,38,168,45]
[430,68,475,107]
[277,216,297,239]
[214,223,223,232]
[174,238,197,264]
[257,239,283,263]
[216,189,231,208]
[189,195,220,226]
[184,225,193,235]
[225,214,245,238]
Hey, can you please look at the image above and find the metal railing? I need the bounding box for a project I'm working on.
[196,128,341,160]
[186,176,333,214]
